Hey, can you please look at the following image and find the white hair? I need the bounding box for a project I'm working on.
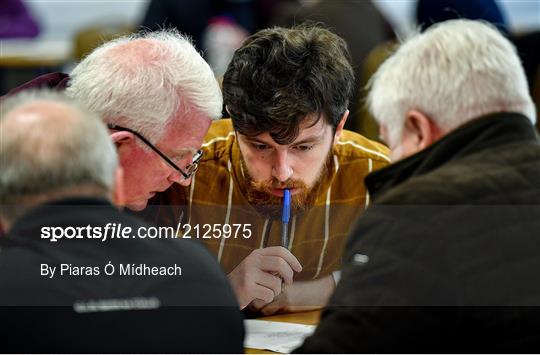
[368,19,536,144]
[0,90,118,205]
[66,29,222,143]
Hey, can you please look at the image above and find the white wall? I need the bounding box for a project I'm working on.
[25,0,150,40]
[373,0,539,37]
[25,0,539,41]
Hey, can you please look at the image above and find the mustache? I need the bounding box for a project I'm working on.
[250,178,308,191]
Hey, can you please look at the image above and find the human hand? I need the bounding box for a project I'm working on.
[227,246,302,309]
[249,274,336,315]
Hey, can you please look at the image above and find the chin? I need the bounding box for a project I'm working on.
[126,200,148,212]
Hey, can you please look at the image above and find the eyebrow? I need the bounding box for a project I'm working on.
[293,136,324,145]
[246,134,324,146]
[166,147,198,157]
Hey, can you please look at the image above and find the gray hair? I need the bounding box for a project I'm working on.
[368,19,537,144]
[0,90,118,207]
[65,29,223,144]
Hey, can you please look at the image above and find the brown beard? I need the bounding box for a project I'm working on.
[242,151,333,218]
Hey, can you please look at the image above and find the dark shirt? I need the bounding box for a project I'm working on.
[297,113,540,353]
[0,197,244,353]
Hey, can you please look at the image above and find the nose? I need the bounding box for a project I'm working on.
[167,169,181,184]
[271,149,292,182]
[177,176,192,186]
[165,154,194,186]
[167,168,191,186]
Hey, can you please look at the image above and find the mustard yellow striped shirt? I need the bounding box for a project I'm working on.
[148,119,390,280]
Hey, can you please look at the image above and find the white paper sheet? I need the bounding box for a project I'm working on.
[244,319,316,353]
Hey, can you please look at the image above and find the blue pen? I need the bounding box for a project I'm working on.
[281,189,291,248]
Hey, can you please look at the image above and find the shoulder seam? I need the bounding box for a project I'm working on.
[337,140,391,162]
[202,131,235,147]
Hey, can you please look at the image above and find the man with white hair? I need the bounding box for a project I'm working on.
[296,19,540,352]
[0,91,243,353]
[5,29,223,212]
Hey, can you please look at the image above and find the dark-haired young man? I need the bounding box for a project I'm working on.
[147,25,389,313]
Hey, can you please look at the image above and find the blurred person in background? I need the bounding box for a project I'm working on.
[141,0,292,76]
[416,0,509,35]
[141,0,297,50]
[0,90,243,353]
[142,0,255,50]
[270,0,395,136]
[297,19,540,353]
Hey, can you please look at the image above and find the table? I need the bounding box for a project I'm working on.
[0,38,72,68]
[245,310,321,354]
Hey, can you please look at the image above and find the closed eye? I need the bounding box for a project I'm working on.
[252,143,271,151]
[170,153,189,164]
[293,145,314,151]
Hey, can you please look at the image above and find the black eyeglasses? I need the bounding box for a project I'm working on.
[107,123,203,180]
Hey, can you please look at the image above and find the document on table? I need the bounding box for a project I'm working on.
[244,319,316,353]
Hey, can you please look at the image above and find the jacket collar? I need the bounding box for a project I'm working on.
[6,197,113,238]
[366,112,539,201]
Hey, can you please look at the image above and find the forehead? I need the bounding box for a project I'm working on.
[246,116,330,144]
[158,109,212,153]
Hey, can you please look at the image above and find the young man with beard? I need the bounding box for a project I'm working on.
[148,25,389,313]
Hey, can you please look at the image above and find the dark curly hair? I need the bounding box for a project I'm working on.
[222,24,354,145]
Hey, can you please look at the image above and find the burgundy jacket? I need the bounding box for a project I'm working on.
[4,72,70,97]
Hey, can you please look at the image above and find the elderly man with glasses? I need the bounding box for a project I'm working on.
[4,29,222,212]
[106,124,204,182]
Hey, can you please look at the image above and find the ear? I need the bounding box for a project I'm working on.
[111,167,126,208]
[333,110,349,143]
[403,110,442,150]
[110,131,135,153]
[110,131,134,145]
